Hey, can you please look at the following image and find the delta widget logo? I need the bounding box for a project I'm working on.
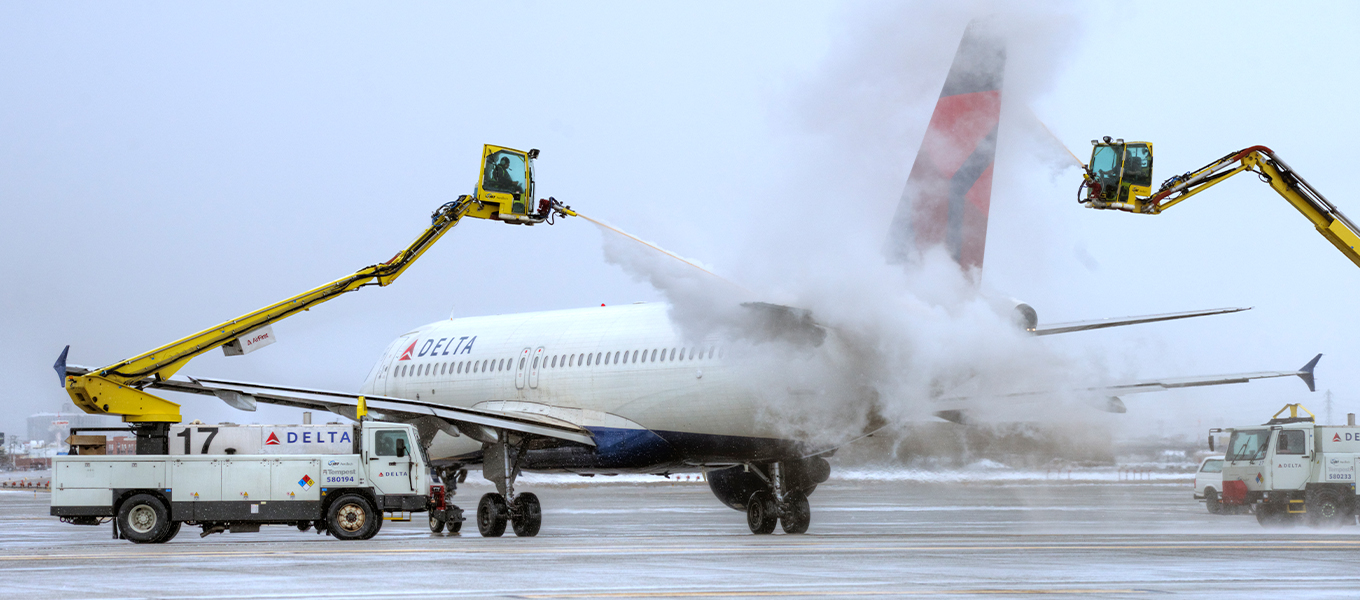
[298,475,314,491]
[398,340,417,361]
[265,432,281,446]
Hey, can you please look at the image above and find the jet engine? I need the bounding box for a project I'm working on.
[1011,300,1037,332]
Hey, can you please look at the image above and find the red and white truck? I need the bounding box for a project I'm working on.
[1214,404,1359,527]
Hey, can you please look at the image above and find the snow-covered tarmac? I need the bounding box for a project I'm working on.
[4,473,1359,598]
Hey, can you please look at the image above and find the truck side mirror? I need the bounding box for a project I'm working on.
[396,438,407,458]
[1208,434,1215,452]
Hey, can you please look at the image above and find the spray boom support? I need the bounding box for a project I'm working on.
[1078,140,1360,270]
[60,145,577,427]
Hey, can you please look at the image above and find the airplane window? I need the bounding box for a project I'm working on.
[596,352,603,365]
[668,348,675,361]
[551,356,557,368]
[456,362,462,374]
[569,354,575,367]
[586,353,593,366]
[533,357,539,369]
[440,363,446,375]
[631,350,639,362]
[709,347,716,359]
[500,359,506,371]
[650,349,658,362]
[519,357,526,370]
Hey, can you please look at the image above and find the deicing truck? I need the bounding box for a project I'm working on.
[51,420,461,543]
[1213,404,1360,528]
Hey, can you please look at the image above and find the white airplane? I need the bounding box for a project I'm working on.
[151,22,1320,537]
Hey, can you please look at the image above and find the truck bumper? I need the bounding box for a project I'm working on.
[51,506,115,518]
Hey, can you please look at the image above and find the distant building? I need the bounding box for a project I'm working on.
[27,402,123,449]
[108,436,137,455]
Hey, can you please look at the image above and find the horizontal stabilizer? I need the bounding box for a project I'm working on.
[930,354,1322,412]
[1032,307,1249,336]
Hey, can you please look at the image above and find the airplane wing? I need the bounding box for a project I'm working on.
[1031,307,1250,336]
[929,354,1321,422]
[147,376,595,447]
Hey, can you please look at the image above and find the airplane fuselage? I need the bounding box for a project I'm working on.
[358,303,823,472]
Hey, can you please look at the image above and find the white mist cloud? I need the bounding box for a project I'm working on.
[593,2,1123,463]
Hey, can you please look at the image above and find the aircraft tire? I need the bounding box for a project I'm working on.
[511,493,542,537]
[746,491,777,535]
[780,491,811,534]
[118,493,172,544]
[478,493,508,537]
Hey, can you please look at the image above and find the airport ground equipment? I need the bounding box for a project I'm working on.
[1211,403,1360,528]
[1077,139,1360,269]
[49,420,470,542]
[55,145,577,450]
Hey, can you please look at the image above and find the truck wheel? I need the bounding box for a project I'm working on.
[1308,491,1349,529]
[118,494,172,544]
[1204,489,1221,515]
[477,493,507,537]
[429,513,446,534]
[1256,503,1297,528]
[327,494,377,541]
[157,521,182,543]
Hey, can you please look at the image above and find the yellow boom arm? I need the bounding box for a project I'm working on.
[62,145,577,424]
[1080,145,1360,269]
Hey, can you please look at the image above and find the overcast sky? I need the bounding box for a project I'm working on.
[3,1,1358,443]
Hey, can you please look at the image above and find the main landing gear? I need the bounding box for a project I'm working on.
[476,431,543,537]
[745,461,811,535]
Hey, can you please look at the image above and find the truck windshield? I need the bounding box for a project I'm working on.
[1226,429,1269,462]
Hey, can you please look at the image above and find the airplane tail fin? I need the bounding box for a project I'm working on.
[885,21,1005,271]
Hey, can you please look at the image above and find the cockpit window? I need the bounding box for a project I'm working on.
[1123,144,1152,187]
[483,151,526,195]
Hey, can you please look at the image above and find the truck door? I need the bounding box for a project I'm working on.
[364,426,417,497]
[1270,428,1312,490]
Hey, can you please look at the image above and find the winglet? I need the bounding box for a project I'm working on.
[1298,353,1322,392]
[53,345,69,388]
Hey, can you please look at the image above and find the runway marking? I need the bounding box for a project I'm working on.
[515,590,1149,598]
[2,540,1359,562]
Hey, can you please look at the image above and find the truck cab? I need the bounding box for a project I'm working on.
[1216,404,1359,528]
[362,422,430,510]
